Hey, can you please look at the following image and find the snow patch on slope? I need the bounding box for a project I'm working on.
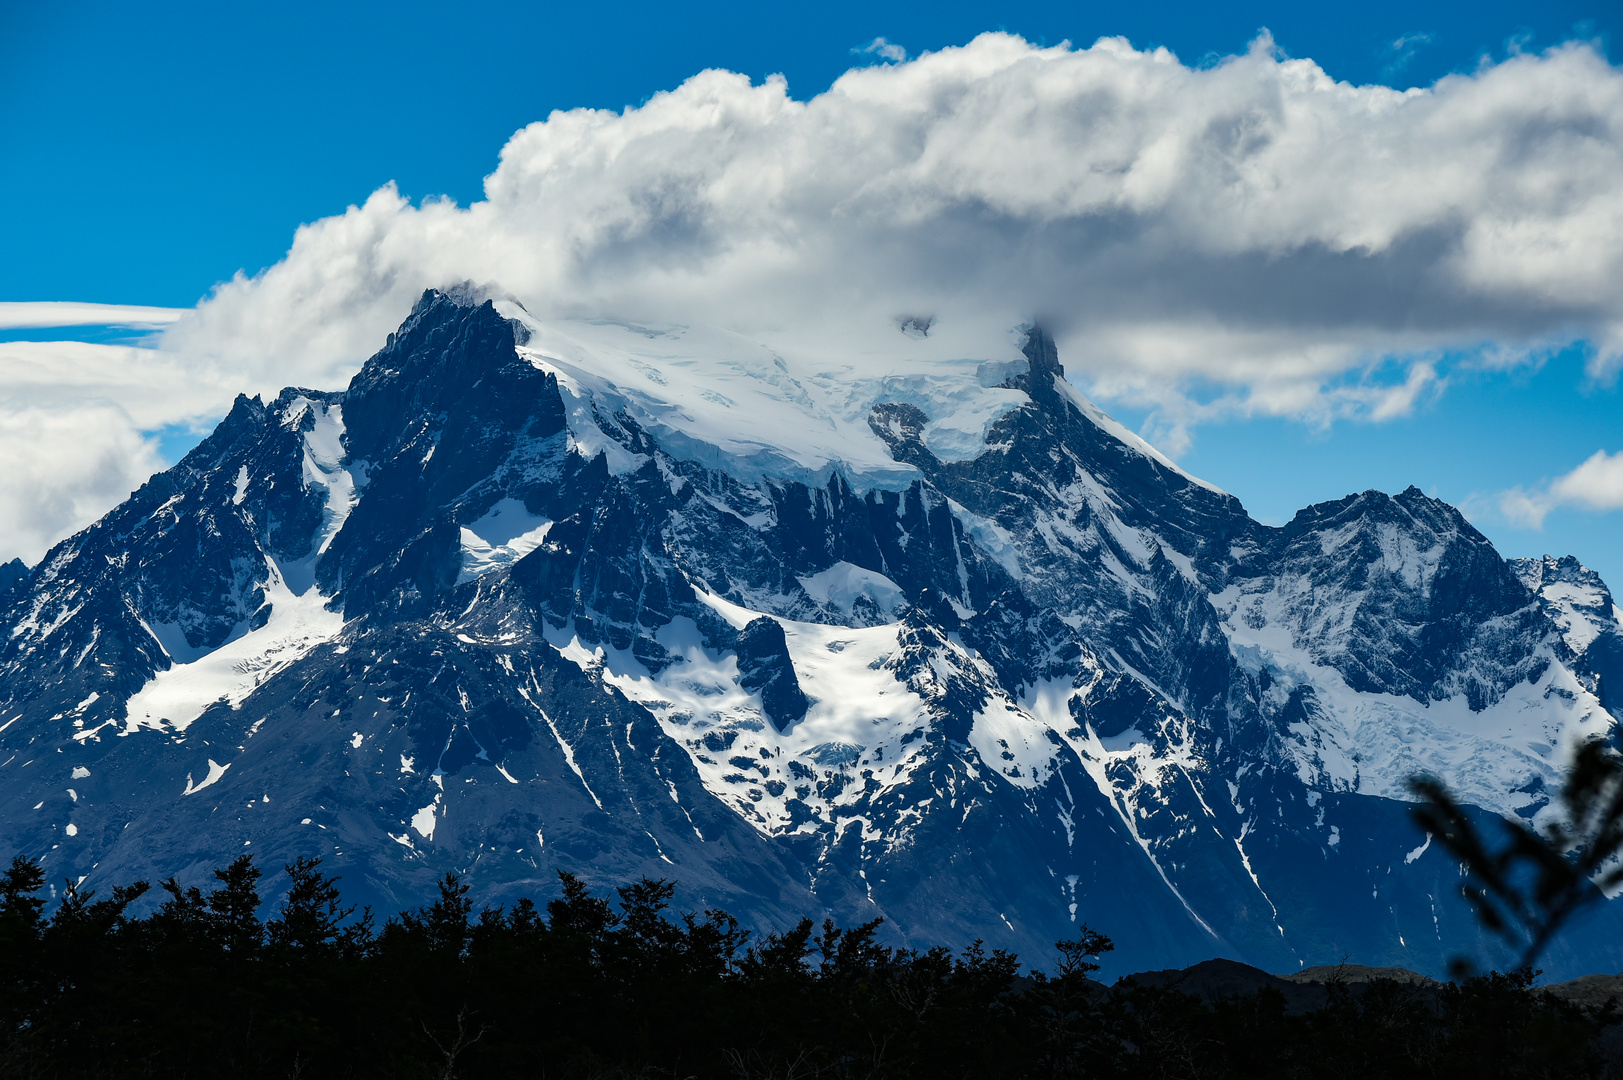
[458,498,552,584]
[797,563,907,622]
[1512,556,1621,656]
[968,694,1062,789]
[1213,581,1613,817]
[122,400,354,734]
[544,590,935,836]
[1543,582,1614,654]
[498,307,1214,496]
[182,758,230,795]
[123,555,344,733]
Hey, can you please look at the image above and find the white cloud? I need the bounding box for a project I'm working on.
[0,340,251,563]
[0,403,166,566]
[11,31,1623,560]
[0,340,236,428]
[855,37,908,64]
[1382,32,1434,77]
[1502,450,1623,529]
[1556,451,1623,510]
[0,302,187,329]
[161,33,1623,428]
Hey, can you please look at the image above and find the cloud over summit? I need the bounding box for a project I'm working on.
[166,30,1623,445]
[8,31,1623,564]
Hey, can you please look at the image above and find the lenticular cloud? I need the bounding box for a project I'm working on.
[167,32,1623,447]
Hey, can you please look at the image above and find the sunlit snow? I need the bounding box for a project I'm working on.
[181,758,230,795]
[496,306,1218,494]
[457,497,552,584]
[122,399,354,733]
[796,562,907,621]
[1211,579,1613,819]
[545,589,934,835]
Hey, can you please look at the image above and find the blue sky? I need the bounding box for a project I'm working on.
[3,0,1611,307]
[1,0,1620,586]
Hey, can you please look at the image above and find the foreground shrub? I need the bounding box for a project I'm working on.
[0,855,1615,1079]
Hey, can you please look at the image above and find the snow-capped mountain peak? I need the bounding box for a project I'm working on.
[0,288,1615,981]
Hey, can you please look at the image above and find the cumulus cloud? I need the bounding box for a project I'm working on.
[0,339,253,563]
[161,33,1623,447]
[1501,450,1623,529]
[0,402,167,565]
[11,31,1623,560]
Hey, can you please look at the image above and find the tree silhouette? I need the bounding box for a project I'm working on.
[0,855,1614,1077]
[1411,737,1623,973]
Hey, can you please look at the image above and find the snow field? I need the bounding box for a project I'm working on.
[120,398,355,737]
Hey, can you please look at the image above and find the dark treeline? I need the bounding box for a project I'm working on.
[0,855,1617,1079]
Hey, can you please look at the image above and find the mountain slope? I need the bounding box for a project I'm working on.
[1,288,1616,979]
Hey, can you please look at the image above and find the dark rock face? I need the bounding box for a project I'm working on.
[0,387,334,742]
[867,328,1247,723]
[735,617,808,731]
[319,292,570,620]
[0,290,1617,981]
[1241,487,1546,710]
[0,558,27,594]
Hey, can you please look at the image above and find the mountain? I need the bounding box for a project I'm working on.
[1512,554,1623,715]
[2,288,1618,979]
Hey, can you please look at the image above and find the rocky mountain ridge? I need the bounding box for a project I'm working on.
[1,288,1617,979]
